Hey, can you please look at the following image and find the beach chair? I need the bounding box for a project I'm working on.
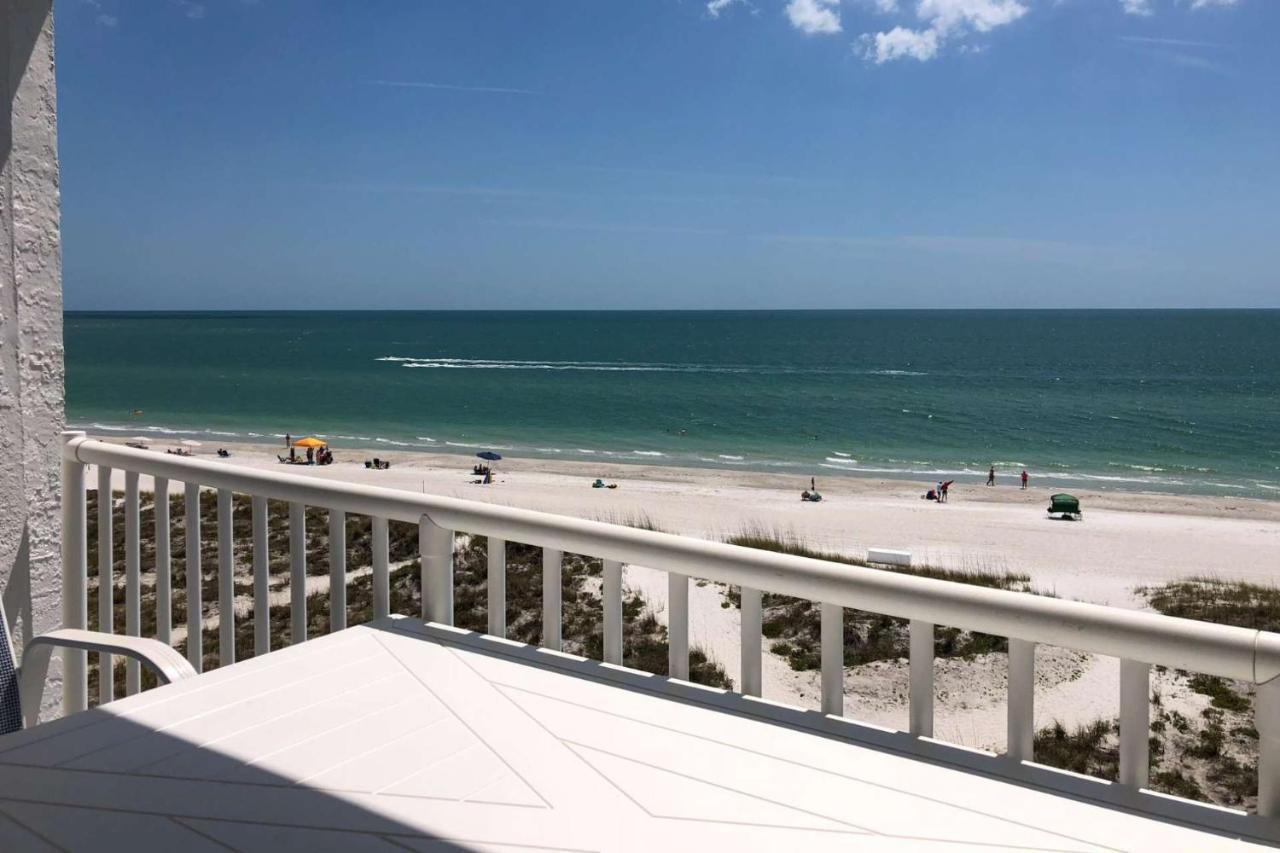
[0,597,196,734]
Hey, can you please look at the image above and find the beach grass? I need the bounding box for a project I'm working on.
[591,509,667,532]
[1034,720,1119,780]
[721,525,1031,669]
[725,524,1034,590]
[85,490,731,700]
[1020,577,1275,810]
[1137,576,1280,632]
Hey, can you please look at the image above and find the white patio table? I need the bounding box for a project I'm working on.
[0,617,1265,852]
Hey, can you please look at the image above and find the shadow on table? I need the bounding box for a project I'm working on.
[0,685,488,851]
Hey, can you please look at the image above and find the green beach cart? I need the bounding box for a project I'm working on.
[1048,493,1082,521]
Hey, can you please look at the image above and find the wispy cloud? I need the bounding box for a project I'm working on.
[1120,0,1154,16]
[298,181,732,207]
[1119,33,1231,72]
[1141,48,1229,72]
[1118,35,1225,47]
[80,0,118,27]
[366,80,542,96]
[758,232,1159,269]
[571,163,826,190]
[706,0,756,19]
[484,218,729,237]
[171,0,205,20]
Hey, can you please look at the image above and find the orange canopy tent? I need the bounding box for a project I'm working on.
[292,436,327,449]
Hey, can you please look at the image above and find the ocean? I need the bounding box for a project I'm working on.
[65,310,1280,499]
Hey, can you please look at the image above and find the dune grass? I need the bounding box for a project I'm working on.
[1027,577,1275,811]
[591,510,666,533]
[721,525,1033,670]
[84,491,731,701]
[1137,576,1280,632]
[725,524,1034,590]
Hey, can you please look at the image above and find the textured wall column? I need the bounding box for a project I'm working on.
[1,0,64,720]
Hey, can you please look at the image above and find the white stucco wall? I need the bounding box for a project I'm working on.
[1,0,64,719]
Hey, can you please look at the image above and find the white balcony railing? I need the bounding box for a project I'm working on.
[57,431,1280,829]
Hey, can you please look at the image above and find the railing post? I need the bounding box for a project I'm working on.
[1257,678,1280,817]
[289,502,306,644]
[251,496,269,655]
[60,431,88,715]
[668,572,689,680]
[329,508,346,633]
[821,602,843,716]
[542,548,562,650]
[603,560,623,665]
[740,586,762,697]
[372,516,389,619]
[1007,639,1035,762]
[154,477,171,646]
[1119,658,1150,789]
[420,516,454,625]
[217,489,234,666]
[487,537,506,638]
[97,465,114,703]
[909,620,934,738]
[124,472,141,695]
[184,482,202,673]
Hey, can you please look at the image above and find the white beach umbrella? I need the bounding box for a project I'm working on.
[180,439,203,447]
[129,436,150,445]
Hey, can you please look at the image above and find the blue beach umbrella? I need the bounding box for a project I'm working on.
[476,451,502,461]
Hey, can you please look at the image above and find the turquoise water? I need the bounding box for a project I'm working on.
[65,310,1280,499]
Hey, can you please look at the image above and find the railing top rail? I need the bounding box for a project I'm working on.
[64,434,1280,684]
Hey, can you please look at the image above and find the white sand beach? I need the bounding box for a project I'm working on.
[98,437,1280,751]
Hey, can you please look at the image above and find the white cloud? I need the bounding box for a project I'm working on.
[1187,0,1238,8]
[1120,0,1154,15]
[706,0,746,18]
[786,0,842,34]
[858,26,940,62]
[917,0,1027,35]
[96,13,118,27]
[857,0,1026,63]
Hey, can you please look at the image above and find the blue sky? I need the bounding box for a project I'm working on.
[58,0,1278,309]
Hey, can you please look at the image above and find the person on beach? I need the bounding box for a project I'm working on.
[1021,469,1029,490]
[940,480,951,502]
[811,476,816,492]
[987,465,995,486]
[286,433,291,448]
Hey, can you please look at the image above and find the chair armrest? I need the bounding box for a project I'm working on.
[20,630,198,728]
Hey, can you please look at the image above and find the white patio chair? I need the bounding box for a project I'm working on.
[0,598,196,734]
